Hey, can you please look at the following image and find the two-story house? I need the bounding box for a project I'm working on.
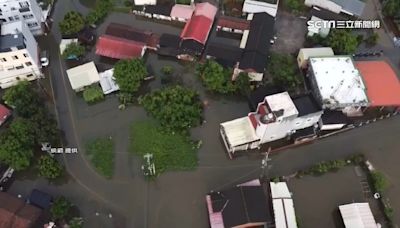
[220,92,322,156]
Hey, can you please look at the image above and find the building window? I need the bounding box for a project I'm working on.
[27,22,38,27]
[10,7,16,10]
[0,58,6,62]
[16,77,20,80]
[25,61,32,66]
[8,16,14,21]
[307,118,312,122]
[12,55,19,60]
[27,73,34,77]
[16,65,24,70]
[295,122,300,125]
[23,53,28,57]
[19,1,29,8]
[22,14,33,19]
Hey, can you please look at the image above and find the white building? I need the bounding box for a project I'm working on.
[307,56,369,112]
[0,0,44,35]
[133,0,155,6]
[270,182,298,228]
[99,68,119,95]
[242,0,279,17]
[66,61,100,92]
[220,92,322,155]
[0,21,41,88]
[339,203,378,228]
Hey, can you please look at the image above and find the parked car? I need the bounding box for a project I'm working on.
[40,51,49,67]
[0,164,14,192]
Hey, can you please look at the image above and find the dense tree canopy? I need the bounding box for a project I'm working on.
[37,155,64,179]
[62,42,85,59]
[51,197,72,220]
[196,60,237,94]
[267,53,302,91]
[113,59,147,94]
[59,11,85,36]
[0,119,35,170]
[139,86,203,131]
[3,80,40,117]
[326,29,360,54]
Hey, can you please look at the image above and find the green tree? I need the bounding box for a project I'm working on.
[68,217,84,228]
[114,59,147,94]
[235,72,251,95]
[3,80,40,117]
[37,156,64,179]
[51,196,72,220]
[382,0,400,17]
[327,29,360,54]
[29,109,59,145]
[0,119,35,170]
[59,11,85,36]
[139,86,203,131]
[267,53,302,91]
[284,0,305,13]
[197,60,236,94]
[62,42,85,59]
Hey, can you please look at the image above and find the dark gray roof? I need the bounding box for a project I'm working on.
[321,110,351,124]
[331,0,365,16]
[209,185,272,227]
[159,33,181,49]
[144,4,173,16]
[292,93,322,117]
[180,39,203,56]
[0,34,24,52]
[248,85,284,111]
[205,42,243,68]
[239,51,267,73]
[310,7,349,21]
[292,126,316,139]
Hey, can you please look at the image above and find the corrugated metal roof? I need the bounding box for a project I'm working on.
[96,35,145,60]
[66,61,100,91]
[339,203,378,228]
[331,0,365,16]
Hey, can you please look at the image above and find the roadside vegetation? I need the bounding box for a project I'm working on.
[283,0,306,14]
[130,121,198,176]
[51,196,83,227]
[85,137,115,179]
[139,85,203,132]
[0,81,60,171]
[382,0,400,17]
[196,60,251,95]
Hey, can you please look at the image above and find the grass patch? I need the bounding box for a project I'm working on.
[130,121,198,176]
[176,0,191,5]
[86,137,115,179]
[113,6,132,13]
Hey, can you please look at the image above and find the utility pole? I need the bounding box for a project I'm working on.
[260,147,272,180]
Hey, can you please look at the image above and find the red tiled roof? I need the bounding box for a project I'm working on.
[0,192,41,228]
[217,16,250,31]
[181,15,213,44]
[0,104,11,125]
[356,61,400,107]
[96,35,145,59]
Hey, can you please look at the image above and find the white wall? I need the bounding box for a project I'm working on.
[293,111,323,130]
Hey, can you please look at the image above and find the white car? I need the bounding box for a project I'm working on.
[40,51,49,67]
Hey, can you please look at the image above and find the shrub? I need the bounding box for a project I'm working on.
[59,11,85,36]
[365,32,379,46]
[284,0,306,14]
[83,86,104,104]
[162,65,174,75]
[86,0,113,25]
[37,155,64,179]
[196,60,237,94]
[62,42,85,59]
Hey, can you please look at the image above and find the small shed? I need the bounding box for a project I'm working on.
[66,61,100,92]
[339,203,378,228]
[297,47,334,69]
[59,39,78,55]
[99,68,120,95]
